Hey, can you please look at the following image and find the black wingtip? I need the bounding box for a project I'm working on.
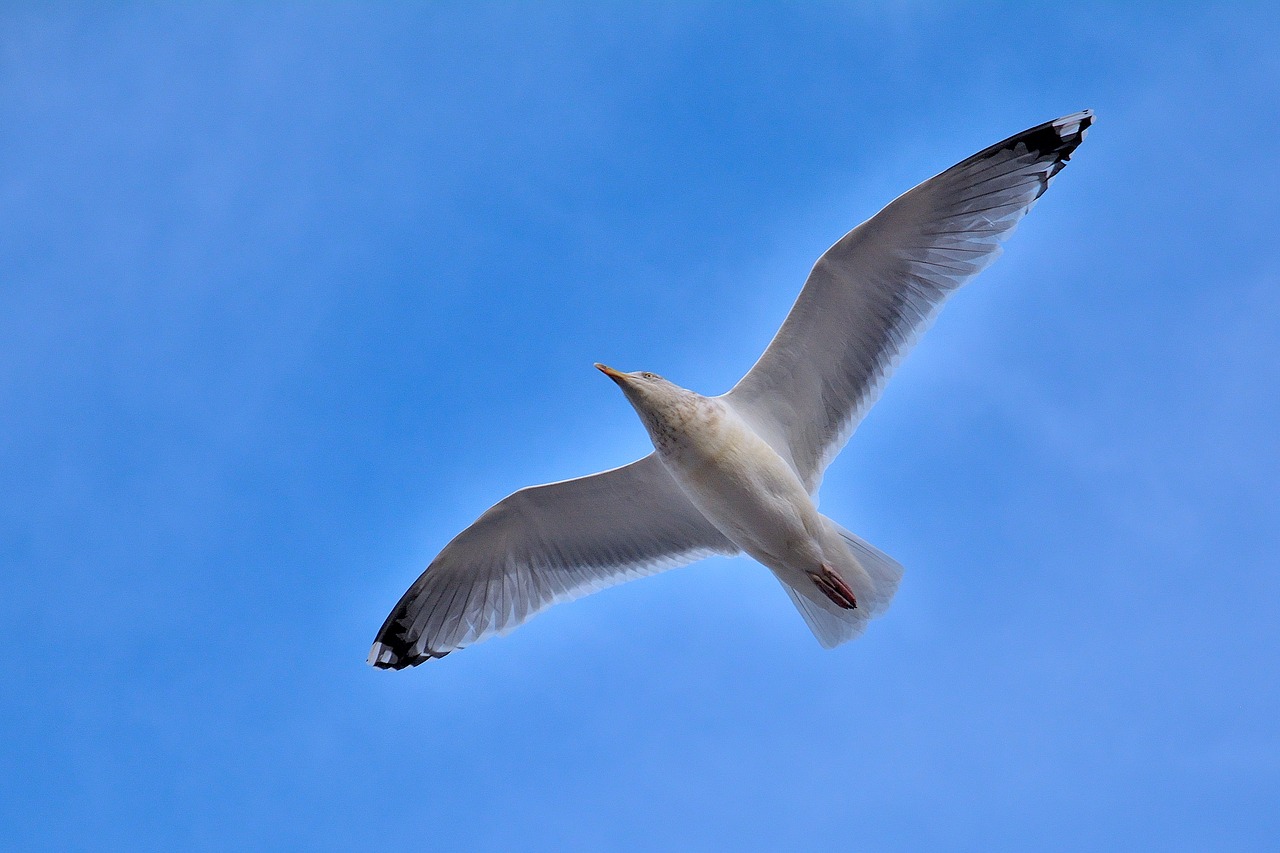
[367,600,452,670]
[976,109,1093,167]
[960,110,1092,199]
[368,637,450,670]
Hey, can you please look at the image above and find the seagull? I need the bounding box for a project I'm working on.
[369,110,1093,669]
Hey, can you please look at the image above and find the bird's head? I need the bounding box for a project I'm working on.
[594,363,701,446]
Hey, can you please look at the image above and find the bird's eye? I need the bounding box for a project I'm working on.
[643,372,658,380]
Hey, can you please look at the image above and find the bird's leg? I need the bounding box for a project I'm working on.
[807,565,858,609]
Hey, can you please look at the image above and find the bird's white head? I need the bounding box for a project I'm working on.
[594,363,706,452]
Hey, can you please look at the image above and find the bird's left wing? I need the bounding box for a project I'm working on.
[369,453,736,668]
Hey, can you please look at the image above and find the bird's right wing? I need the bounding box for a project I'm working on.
[726,111,1092,491]
[369,453,737,668]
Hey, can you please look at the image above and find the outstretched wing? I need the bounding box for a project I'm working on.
[369,454,736,668]
[726,111,1092,491]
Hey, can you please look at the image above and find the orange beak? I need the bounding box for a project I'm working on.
[594,363,626,381]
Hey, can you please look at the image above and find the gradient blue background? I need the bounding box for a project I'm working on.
[3,3,1278,850]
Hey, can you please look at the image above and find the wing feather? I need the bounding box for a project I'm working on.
[369,453,736,668]
[726,111,1092,490]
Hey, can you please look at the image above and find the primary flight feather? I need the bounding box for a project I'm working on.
[369,110,1093,669]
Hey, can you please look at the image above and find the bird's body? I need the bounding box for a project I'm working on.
[369,110,1093,669]
[636,386,824,574]
[616,376,869,620]
[672,402,822,573]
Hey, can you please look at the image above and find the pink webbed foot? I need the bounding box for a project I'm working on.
[807,565,858,610]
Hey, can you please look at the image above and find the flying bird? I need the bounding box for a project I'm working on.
[369,110,1093,669]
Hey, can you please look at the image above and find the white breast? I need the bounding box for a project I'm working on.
[655,398,823,569]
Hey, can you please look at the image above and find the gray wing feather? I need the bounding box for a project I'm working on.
[369,454,736,668]
[726,111,1092,491]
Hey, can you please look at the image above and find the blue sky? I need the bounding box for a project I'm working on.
[3,3,1278,850]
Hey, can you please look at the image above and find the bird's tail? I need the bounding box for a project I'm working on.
[779,518,904,649]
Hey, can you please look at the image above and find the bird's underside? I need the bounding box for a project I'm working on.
[369,110,1092,669]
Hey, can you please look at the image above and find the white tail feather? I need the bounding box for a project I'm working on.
[780,518,904,648]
